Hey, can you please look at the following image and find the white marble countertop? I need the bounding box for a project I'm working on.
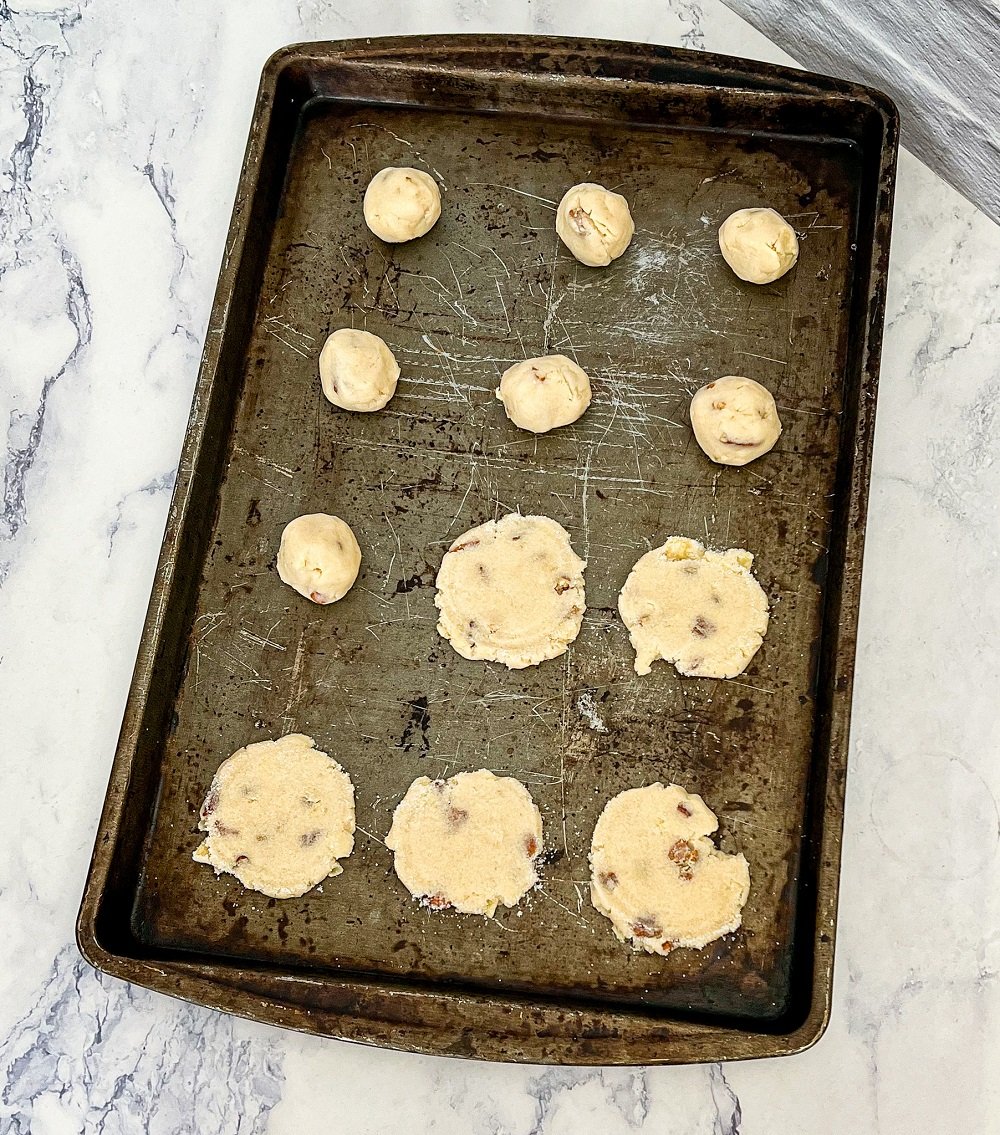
[1,1,998,1131]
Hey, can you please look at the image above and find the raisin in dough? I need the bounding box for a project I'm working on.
[319,328,400,413]
[690,375,782,466]
[496,354,592,434]
[618,536,769,678]
[718,207,798,284]
[590,782,750,955]
[363,166,441,243]
[385,770,543,916]
[434,513,586,669]
[555,182,635,267]
[193,734,356,899]
[277,513,361,605]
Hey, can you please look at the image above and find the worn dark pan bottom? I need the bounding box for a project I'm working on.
[77,37,897,1064]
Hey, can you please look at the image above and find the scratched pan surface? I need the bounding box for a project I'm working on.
[77,38,898,1063]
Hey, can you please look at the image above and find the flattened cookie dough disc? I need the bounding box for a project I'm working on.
[363,166,441,243]
[193,734,356,899]
[690,375,782,466]
[385,769,543,916]
[277,513,362,605]
[590,782,750,954]
[618,536,768,678]
[434,513,586,669]
[718,207,798,284]
[555,182,635,267]
[496,354,592,434]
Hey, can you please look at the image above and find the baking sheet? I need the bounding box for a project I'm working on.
[78,36,898,1063]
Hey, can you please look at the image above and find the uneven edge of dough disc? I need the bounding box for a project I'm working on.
[384,769,543,916]
[617,536,769,678]
[433,513,587,669]
[192,733,356,900]
[589,782,751,955]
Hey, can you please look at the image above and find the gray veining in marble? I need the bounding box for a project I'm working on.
[1,947,284,1133]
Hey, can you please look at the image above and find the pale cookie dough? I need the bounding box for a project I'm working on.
[385,769,543,916]
[590,782,750,955]
[193,734,356,899]
[690,375,782,466]
[319,328,400,412]
[363,166,441,243]
[434,513,586,669]
[277,513,361,605]
[718,207,798,284]
[555,182,635,267]
[618,536,769,678]
[496,354,592,434]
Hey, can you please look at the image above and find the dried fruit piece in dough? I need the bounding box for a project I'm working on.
[590,782,750,954]
[193,734,356,899]
[385,769,543,916]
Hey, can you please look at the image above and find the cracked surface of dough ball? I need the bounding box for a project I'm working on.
[590,782,750,954]
[718,207,798,284]
[363,166,441,242]
[618,536,769,678]
[319,328,399,413]
[193,734,356,899]
[555,182,635,267]
[277,513,361,605]
[496,354,592,433]
[385,769,543,916]
[690,375,782,466]
[434,513,586,669]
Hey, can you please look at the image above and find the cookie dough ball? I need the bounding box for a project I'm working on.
[555,182,635,267]
[496,354,592,434]
[277,513,361,606]
[193,734,356,899]
[385,769,543,916]
[618,536,769,678]
[718,207,798,284]
[319,328,400,413]
[363,166,441,243]
[590,782,750,954]
[690,375,782,466]
[434,513,586,669]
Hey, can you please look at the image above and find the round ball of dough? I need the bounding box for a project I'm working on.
[319,328,400,413]
[277,513,361,605]
[690,375,782,466]
[555,182,635,267]
[363,166,441,243]
[718,207,798,284]
[496,354,592,434]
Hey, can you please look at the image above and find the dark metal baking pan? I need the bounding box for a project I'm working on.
[77,35,898,1064]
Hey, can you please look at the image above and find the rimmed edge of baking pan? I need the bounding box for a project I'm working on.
[77,35,898,1065]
